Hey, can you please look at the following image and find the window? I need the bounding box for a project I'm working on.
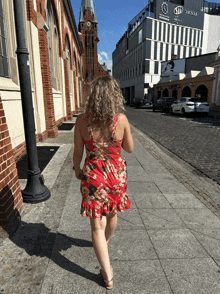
[47,3,54,87]
[46,1,61,90]
[169,0,184,5]
[0,0,9,78]
[138,29,142,44]
[155,61,159,74]
[144,60,149,73]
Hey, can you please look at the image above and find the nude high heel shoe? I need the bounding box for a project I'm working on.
[100,264,113,290]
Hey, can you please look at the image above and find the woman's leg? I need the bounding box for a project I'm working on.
[105,213,117,245]
[90,216,113,282]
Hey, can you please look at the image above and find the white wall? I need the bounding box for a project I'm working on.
[28,22,46,135]
[0,79,25,149]
[203,14,220,54]
[53,89,63,122]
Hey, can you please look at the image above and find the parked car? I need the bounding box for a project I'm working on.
[142,100,153,109]
[135,98,144,108]
[153,97,176,112]
[130,98,136,107]
[130,98,143,108]
[170,97,209,116]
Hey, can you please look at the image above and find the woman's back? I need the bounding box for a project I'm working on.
[76,113,133,153]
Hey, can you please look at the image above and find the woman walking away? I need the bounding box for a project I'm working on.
[73,76,134,290]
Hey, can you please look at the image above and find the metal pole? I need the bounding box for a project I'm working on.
[13,0,50,203]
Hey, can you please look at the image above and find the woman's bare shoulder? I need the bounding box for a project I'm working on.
[118,113,128,123]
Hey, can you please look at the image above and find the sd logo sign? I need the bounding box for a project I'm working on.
[161,2,168,14]
[173,6,183,15]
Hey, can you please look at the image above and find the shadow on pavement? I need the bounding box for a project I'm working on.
[10,221,102,285]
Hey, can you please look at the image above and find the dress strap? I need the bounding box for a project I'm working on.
[112,114,118,138]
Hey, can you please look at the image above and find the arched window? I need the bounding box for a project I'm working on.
[78,61,80,76]
[182,86,191,97]
[73,52,77,71]
[65,36,72,87]
[46,2,54,87]
[46,1,60,90]
[195,84,208,101]
[163,88,169,97]
[0,0,9,78]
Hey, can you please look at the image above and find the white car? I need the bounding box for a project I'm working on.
[170,97,209,116]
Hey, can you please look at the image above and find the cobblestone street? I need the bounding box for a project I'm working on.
[125,106,220,185]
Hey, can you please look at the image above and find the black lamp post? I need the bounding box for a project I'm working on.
[13,0,50,203]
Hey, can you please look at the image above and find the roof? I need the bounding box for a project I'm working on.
[196,66,214,77]
[80,0,98,23]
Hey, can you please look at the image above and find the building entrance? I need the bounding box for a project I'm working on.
[195,85,208,101]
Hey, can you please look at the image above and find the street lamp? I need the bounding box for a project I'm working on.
[13,0,50,203]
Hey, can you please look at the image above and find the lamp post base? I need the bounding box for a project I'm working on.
[22,170,51,203]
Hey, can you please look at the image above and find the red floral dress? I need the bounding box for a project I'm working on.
[80,114,131,218]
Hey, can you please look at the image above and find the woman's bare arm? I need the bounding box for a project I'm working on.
[121,115,134,153]
[73,116,84,179]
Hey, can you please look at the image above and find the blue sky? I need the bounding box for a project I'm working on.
[71,0,220,72]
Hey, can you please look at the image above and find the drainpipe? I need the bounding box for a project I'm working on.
[13,0,50,203]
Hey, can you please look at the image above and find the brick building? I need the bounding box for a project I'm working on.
[78,0,110,103]
[0,0,108,236]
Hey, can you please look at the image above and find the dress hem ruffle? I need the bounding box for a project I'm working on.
[80,198,131,218]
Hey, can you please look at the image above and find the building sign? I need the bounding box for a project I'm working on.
[185,10,198,16]
[173,6,183,15]
[161,59,186,75]
[156,0,204,30]
[161,2,168,14]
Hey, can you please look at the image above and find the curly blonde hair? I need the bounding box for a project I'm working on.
[84,76,125,125]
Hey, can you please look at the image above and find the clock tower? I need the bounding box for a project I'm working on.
[79,0,99,83]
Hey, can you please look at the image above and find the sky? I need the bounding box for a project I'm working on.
[71,0,220,73]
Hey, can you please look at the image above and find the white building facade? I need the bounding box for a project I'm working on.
[112,0,220,103]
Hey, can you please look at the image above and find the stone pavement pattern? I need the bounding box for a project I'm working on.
[1,121,220,293]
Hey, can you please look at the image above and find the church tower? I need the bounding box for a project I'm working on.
[79,0,99,82]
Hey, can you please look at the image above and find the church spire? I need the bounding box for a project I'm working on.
[79,0,98,23]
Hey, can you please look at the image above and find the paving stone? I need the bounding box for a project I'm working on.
[116,209,145,230]
[190,228,220,259]
[131,192,172,209]
[155,179,191,194]
[108,260,172,294]
[148,229,209,259]
[175,208,220,229]
[127,165,150,182]
[127,181,162,195]
[161,258,220,294]
[40,258,105,294]
[139,209,187,230]
[108,229,157,261]
[164,193,206,209]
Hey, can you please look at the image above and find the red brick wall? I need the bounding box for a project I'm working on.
[26,0,38,27]
[38,28,58,138]
[0,97,23,237]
